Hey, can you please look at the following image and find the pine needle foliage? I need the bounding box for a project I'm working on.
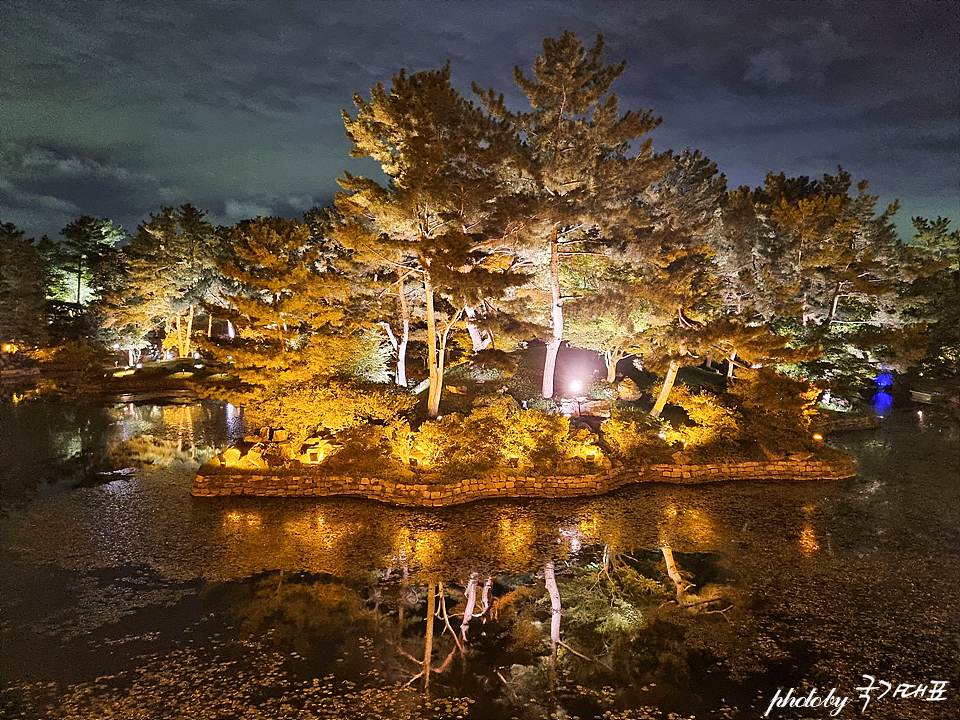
[338,63,531,417]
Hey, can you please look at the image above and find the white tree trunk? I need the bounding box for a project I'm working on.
[464,305,491,352]
[544,560,562,693]
[650,359,680,418]
[461,573,478,643]
[542,226,564,399]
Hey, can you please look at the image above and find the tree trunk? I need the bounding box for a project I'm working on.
[464,306,491,352]
[173,315,184,358]
[183,305,195,357]
[544,561,562,695]
[650,359,681,418]
[661,544,688,606]
[480,576,492,616]
[827,281,844,326]
[604,349,624,383]
[423,582,435,698]
[461,573,478,643]
[727,349,737,379]
[425,275,443,418]
[397,275,410,387]
[274,295,286,352]
[542,226,564,399]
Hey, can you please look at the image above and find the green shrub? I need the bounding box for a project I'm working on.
[466,348,519,380]
[411,396,596,478]
[601,408,672,465]
[662,384,743,459]
[727,367,820,454]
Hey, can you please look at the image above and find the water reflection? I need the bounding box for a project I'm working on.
[871,390,893,417]
[195,542,741,718]
[0,400,235,510]
[2,404,959,719]
[799,504,820,557]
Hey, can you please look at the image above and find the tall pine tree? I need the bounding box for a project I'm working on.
[475,31,670,398]
[0,223,50,346]
[338,64,529,417]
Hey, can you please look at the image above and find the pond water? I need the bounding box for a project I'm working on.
[0,401,958,719]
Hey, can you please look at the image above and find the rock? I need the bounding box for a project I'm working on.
[617,377,643,402]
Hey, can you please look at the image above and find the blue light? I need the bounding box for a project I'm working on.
[872,391,893,417]
[874,371,893,388]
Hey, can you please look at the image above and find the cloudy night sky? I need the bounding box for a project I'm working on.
[2,0,957,243]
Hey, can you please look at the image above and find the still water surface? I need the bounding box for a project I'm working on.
[0,401,957,719]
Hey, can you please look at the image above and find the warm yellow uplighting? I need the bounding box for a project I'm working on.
[812,433,824,442]
[498,513,535,560]
[113,368,136,377]
[224,510,262,528]
[659,502,718,545]
[576,516,600,545]
[799,523,820,556]
[799,503,820,556]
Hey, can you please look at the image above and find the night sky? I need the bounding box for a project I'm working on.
[2,0,957,242]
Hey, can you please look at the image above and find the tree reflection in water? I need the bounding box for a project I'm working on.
[204,511,744,720]
[4,404,958,719]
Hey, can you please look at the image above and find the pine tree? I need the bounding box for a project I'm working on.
[200,217,402,441]
[338,63,530,417]
[108,205,223,358]
[55,215,124,306]
[715,169,911,389]
[319,205,421,388]
[0,222,50,345]
[899,216,960,375]
[475,31,671,398]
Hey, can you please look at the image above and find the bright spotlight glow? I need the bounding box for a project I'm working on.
[571,380,582,393]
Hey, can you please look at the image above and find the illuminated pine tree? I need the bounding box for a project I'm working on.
[475,31,670,398]
[108,204,223,358]
[899,216,960,373]
[339,64,530,417]
[715,169,912,389]
[55,215,124,306]
[199,217,398,438]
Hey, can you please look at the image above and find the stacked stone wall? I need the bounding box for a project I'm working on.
[813,413,879,434]
[192,456,857,506]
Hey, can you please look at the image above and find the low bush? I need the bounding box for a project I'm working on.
[601,408,672,466]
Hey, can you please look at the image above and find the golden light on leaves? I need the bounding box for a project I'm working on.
[658,502,719,546]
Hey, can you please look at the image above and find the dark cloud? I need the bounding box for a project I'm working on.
[1,0,957,242]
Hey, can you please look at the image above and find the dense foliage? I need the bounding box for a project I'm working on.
[2,31,956,462]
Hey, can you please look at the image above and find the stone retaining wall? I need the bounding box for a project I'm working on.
[813,413,880,434]
[192,456,857,506]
